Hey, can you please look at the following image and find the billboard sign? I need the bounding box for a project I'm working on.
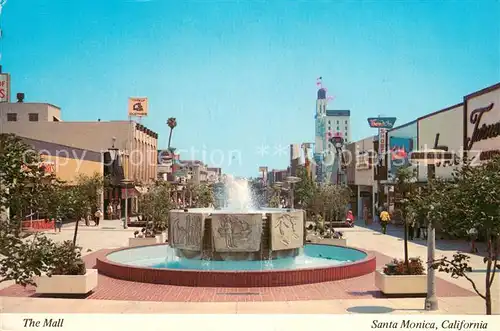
[0,73,11,103]
[128,97,148,117]
[368,117,397,129]
[389,137,413,175]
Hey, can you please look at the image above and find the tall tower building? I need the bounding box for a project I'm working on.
[314,88,328,183]
[314,85,351,184]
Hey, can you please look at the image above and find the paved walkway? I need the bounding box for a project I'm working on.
[1,220,498,314]
[0,249,474,302]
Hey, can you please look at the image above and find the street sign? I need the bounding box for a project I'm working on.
[367,117,397,129]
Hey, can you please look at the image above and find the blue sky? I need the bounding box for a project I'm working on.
[2,0,499,176]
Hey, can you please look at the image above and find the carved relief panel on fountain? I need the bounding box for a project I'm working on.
[169,212,205,251]
[211,213,262,252]
[270,211,304,251]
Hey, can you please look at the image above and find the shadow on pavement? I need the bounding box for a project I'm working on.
[347,306,394,314]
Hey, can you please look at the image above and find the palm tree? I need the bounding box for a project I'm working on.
[167,117,177,152]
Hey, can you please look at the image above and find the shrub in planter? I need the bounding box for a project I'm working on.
[47,240,86,276]
[376,257,426,295]
[383,257,425,276]
[35,240,97,295]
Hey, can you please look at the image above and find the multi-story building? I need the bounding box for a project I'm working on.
[314,87,351,184]
[207,167,222,183]
[1,99,159,218]
[1,102,158,185]
[325,110,351,143]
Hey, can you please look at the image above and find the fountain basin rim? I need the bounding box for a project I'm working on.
[101,243,372,273]
[96,244,376,287]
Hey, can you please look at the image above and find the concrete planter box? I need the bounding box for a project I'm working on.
[375,269,427,295]
[128,237,159,247]
[35,269,98,294]
[322,238,347,246]
[156,232,167,243]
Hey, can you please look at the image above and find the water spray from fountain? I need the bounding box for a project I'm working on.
[223,175,257,211]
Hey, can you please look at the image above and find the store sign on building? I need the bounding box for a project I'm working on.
[464,84,500,164]
[417,104,463,180]
[128,97,149,117]
[356,151,371,170]
[367,117,397,129]
[0,73,11,103]
[378,129,387,163]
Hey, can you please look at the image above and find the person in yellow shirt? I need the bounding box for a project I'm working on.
[380,210,390,234]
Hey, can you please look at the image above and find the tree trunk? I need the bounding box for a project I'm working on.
[402,195,409,271]
[72,216,80,246]
[167,129,173,149]
[484,231,492,315]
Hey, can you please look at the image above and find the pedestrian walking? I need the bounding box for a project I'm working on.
[107,204,113,220]
[380,209,390,234]
[54,217,63,233]
[94,208,103,226]
[468,227,478,253]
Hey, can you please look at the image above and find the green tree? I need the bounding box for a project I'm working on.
[0,134,60,286]
[310,184,351,223]
[293,166,316,210]
[267,184,282,208]
[0,134,56,228]
[394,165,418,271]
[192,183,215,208]
[51,173,105,246]
[139,181,173,232]
[426,157,500,315]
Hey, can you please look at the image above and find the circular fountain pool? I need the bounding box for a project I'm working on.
[96,243,376,287]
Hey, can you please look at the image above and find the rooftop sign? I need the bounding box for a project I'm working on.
[367,117,397,129]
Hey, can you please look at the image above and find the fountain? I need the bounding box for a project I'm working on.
[97,177,376,287]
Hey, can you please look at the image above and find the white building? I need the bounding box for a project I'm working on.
[325,110,351,143]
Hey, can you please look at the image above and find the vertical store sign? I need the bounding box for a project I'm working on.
[0,73,10,102]
[378,128,387,164]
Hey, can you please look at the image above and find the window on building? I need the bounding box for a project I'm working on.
[7,113,17,122]
[345,126,348,130]
[328,120,331,124]
[337,126,340,130]
[328,126,331,130]
[345,120,348,124]
[29,113,39,122]
[337,120,339,124]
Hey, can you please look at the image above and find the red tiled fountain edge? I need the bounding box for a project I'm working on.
[96,243,377,287]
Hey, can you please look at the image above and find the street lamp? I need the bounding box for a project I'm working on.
[120,179,133,229]
[409,148,456,311]
[329,136,345,185]
[285,176,301,209]
[107,137,119,220]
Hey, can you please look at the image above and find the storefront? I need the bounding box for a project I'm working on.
[354,137,375,222]
[386,121,417,214]
[417,103,463,181]
[464,83,500,163]
[18,137,104,230]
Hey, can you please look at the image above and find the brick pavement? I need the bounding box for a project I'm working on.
[0,249,474,302]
